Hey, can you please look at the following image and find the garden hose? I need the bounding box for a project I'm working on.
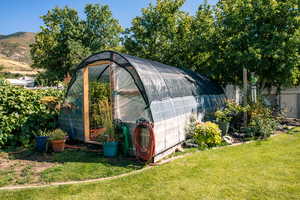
[134,120,155,161]
[121,124,131,156]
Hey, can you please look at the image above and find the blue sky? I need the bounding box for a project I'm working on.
[0,0,218,35]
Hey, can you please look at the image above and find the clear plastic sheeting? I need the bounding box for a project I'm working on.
[113,64,150,123]
[59,69,84,141]
[59,50,226,158]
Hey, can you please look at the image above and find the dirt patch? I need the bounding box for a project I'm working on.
[0,150,58,186]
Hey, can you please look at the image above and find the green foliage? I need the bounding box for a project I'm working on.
[209,0,300,89]
[185,115,197,139]
[0,80,64,147]
[215,100,248,123]
[34,71,62,86]
[33,129,49,137]
[30,4,122,84]
[287,127,300,135]
[48,129,67,141]
[0,72,24,79]
[246,102,278,138]
[96,99,117,142]
[125,0,300,91]
[124,0,193,67]
[90,82,110,129]
[193,121,222,149]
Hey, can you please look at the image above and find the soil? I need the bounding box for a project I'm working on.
[0,150,57,185]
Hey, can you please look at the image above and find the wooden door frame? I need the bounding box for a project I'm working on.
[82,60,111,142]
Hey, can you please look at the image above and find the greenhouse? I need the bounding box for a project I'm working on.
[59,50,225,161]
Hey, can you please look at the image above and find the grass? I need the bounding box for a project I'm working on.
[40,150,143,183]
[287,126,300,134]
[0,149,143,187]
[1,132,300,200]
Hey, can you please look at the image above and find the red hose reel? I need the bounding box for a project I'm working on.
[133,121,155,161]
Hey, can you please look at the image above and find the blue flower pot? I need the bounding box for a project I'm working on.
[35,136,48,152]
[103,141,118,157]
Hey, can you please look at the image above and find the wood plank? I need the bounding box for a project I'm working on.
[117,90,140,96]
[85,140,102,145]
[83,67,90,142]
[109,63,115,120]
[87,61,111,67]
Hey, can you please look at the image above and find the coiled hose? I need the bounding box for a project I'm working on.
[134,122,155,161]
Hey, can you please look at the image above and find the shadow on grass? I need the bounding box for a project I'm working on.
[3,144,144,170]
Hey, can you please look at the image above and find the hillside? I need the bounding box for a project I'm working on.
[0,32,36,75]
[0,32,35,64]
[0,56,38,75]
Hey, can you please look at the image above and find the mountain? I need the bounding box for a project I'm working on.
[0,32,35,64]
[0,32,37,75]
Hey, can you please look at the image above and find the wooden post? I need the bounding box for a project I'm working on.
[82,60,111,143]
[109,63,115,120]
[83,67,90,142]
[243,67,248,127]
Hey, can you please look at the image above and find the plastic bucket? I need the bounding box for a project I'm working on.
[35,136,48,152]
[103,141,118,157]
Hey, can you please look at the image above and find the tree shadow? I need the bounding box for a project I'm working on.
[6,145,144,170]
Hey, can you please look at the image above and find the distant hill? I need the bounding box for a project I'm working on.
[0,32,36,75]
[0,32,35,64]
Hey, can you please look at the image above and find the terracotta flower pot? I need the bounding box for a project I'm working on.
[51,139,66,152]
[90,127,107,140]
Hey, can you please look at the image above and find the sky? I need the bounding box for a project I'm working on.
[0,0,218,35]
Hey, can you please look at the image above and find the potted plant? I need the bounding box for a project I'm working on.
[34,129,49,152]
[48,129,67,152]
[96,99,119,157]
[215,109,232,135]
[215,100,249,135]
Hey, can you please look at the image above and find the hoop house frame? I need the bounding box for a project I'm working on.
[59,51,225,161]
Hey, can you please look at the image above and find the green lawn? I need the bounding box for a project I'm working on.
[1,132,300,200]
[0,149,143,187]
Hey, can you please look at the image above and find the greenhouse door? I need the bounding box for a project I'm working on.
[82,61,149,143]
[82,61,112,142]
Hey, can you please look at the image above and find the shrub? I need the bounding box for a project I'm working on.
[247,103,278,138]
[0,79,64,147]
[215,100,248,123]
[193,122,222,149]
[185,115,197,139]
[33,129,50,137]
[48,129,67,141]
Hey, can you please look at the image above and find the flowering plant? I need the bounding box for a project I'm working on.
[193,122,222,149]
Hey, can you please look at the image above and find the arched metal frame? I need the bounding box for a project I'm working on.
[62,50,226,155]
[69,51,153,142]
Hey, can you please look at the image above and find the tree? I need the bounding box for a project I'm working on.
[30,4,122,83]
[208,0,300,91]
[189,2,216,72]
[124,0,192,68]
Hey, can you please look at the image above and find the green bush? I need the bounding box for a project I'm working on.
[215,100,249,123]
[193,122,222,149]
[0,79,64,147]
[247,103,278,139]
[48,129,67,141]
